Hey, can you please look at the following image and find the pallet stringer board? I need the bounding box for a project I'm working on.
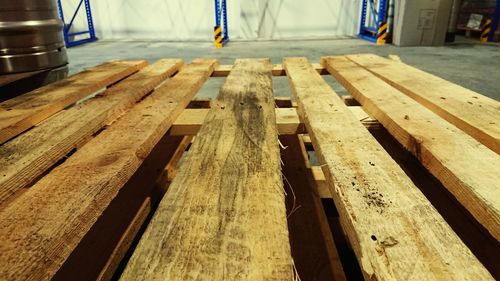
[0,60,148,144]
[324,56,500,243]
[284,57,493,280]
[0,59,183,207]
[121,59,294,280]
[0,59,217,280]
[347,54,500,154]
[170,106,379,136]
[213,63,327,77]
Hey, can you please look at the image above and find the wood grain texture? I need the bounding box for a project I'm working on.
[0,60,148,144]
[347,54,500,154]
[0,59,216,281]
[281,135,346,281]
[121,59,294,281]
[0,59,183,207]
[324,56,500,243]
[284,57,493,281]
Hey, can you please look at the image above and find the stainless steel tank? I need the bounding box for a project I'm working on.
[0,0,68,74]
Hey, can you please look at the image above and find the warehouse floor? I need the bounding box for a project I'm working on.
[67,37,500,101]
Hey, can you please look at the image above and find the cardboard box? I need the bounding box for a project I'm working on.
[393,0,453,46]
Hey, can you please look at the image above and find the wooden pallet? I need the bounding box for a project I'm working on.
[0,55,498,281]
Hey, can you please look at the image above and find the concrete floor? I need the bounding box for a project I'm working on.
[67,37,500,101]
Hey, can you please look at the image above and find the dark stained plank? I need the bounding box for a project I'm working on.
[284,57,493,280]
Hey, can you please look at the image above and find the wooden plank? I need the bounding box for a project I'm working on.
[284,57,493,280]
[170,107,305,135]
[213,62,326,77]
[369,126,500,276]
[0,59,216,280]
[347,54,500,154]
[53,133,188,281]
[324,56,500,243]
[164,136,193,182]
[311,166,331,199]
[121,59,293,280]
[0,59,183,207]
[0,60,148,144]
[281,135,346,281]
[96,198,151,281]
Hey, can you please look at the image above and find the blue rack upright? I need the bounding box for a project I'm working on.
[214,0,229,48]
[359,0,389,45]
[57,0,98,48]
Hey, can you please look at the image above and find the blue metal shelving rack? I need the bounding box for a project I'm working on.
[359,0,388,44]
[57,0,97,48]
[489,0,500,42]
[214,0,229,48]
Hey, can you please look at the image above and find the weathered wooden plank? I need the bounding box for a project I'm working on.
[311,166,331,199]
[0,59,216,280]
[0,70,44,88]
[213,62,326,77]
[324,56,500,243]
[347,54,500,154]
[0,60,148,144]
[121,59,293,280]
[0,59,183,207]
[53,133,189,281]
[281,135,346,281]
[284,57,493,280]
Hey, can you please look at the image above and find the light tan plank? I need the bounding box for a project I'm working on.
[0,59,217,280]
[311,166,331,199]
[347,54,500,154]
[284,57,493,281]
[324,56,500,243]
[0,59,183,207]
[0,60,148,144]
[121,59,293,280]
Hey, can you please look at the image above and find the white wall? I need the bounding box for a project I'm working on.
[62,0,361,41]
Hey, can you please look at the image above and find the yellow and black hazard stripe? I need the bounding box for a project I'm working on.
[214,25,223,48]
[377,21,388,45]
[480,18,492,43]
